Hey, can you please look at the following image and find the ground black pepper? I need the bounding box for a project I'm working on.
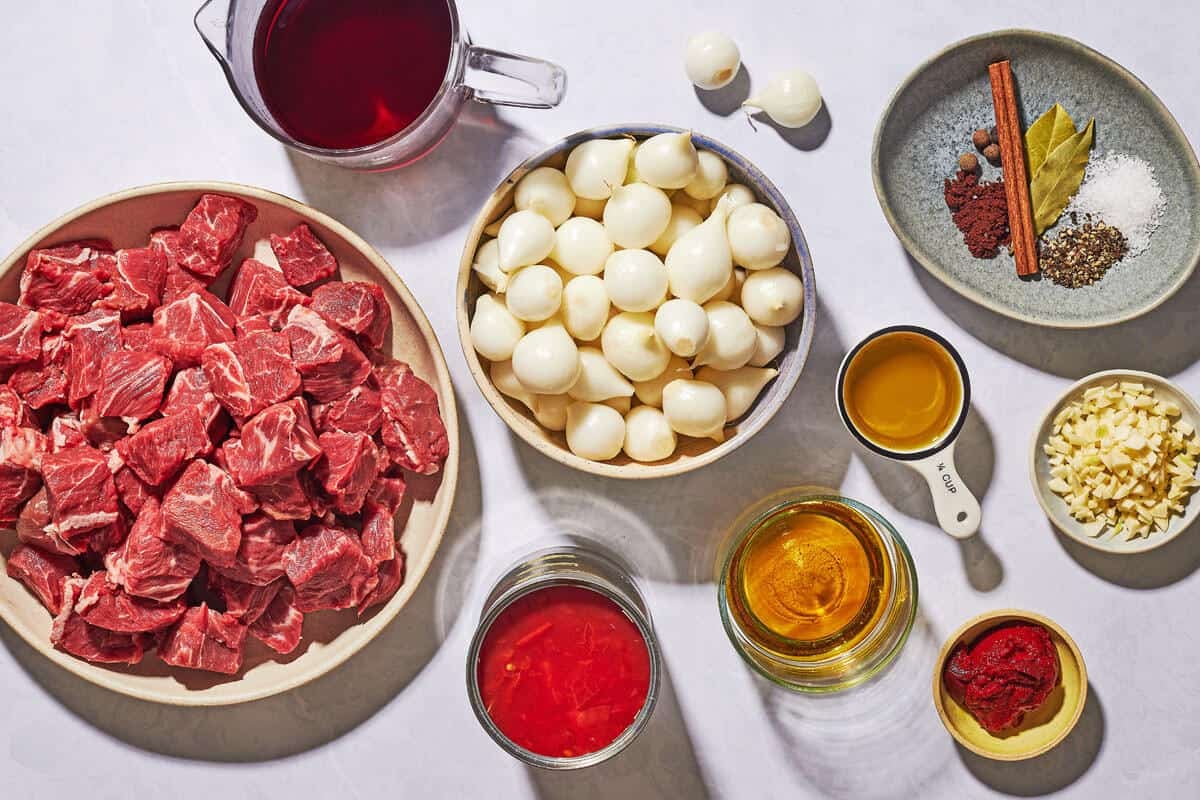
[1039,217,1128,288]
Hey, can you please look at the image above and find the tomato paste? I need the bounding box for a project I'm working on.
[943,622,1060,734]
[476,585,651,758]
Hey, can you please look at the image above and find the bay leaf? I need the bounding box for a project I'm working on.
[1030,118,1095,235]
[1025,103,1076,176]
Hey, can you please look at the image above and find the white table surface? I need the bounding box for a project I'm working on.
[3,1,1199,797]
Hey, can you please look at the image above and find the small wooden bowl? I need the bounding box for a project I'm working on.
[456,124,817,479]
[932,609,1088,761]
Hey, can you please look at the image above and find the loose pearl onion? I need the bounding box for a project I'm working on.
[470,293,526,362]
[514,166,576,226]
[566,402,626,461]
[498,210,556,271]
[683,150,728,200]
[634,132,699,190]
[604,250,668,312]
[573,196,607,220]
[654,299,709,357]
[749,323,786,367]
[693,301,756,370]
[710,183,755,214]
[650,203,702,257]
[601,311,671,381]
[505,265,562,322]
[740,267,805,326]
[561,275,610,341]
[695,365,779,420]
[633,355,692,407]
[662,379,726,441]
[512,323,580,394]
[565,138,636,200]
[551,217,613,276]
[603,182,672,249]
[569,347,634,402]
[472,239,507,293]
[727,203,791,270]
[623,406,677,462]
[684,32,741,90]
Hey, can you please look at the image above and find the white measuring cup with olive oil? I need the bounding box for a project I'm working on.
[835,326,981,539]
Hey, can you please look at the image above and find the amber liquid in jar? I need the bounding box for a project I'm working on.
[724,499,891,659]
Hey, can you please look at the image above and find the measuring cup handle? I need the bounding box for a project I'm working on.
[465,45,567,109]
[911,443,981,539]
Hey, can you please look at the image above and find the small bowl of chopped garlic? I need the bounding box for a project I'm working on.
[1030,370,1200,554]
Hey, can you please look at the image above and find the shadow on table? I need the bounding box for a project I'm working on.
[0,405,485,763]
[747,101,833,151]
[692,65,752,117]
[958,683,1106,796]
[1053,522,1200,588]
[907,252,1200,379]
[511,298,853,584]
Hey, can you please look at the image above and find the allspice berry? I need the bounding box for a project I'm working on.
[972,128,991,150]
[958,153,979,172]
[983,143,1002,165]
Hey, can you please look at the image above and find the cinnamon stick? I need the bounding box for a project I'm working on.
[987,60,1039,277]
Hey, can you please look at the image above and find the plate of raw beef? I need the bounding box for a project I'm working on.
[0,182,458,704]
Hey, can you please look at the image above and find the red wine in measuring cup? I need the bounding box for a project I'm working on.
[254,0,453,150]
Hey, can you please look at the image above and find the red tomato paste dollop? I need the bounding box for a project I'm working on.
[477,585,652,758]
[943,622,1061,734]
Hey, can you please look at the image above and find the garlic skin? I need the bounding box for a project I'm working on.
[650,203,703,257]
[552,217,613,276]
[623,406,677,462]
[634,132,700,190]
[561,275,609,341]
[710,183,756,214]
[684,32,741,90]
[498,210,556,272]
[749,323,786,367]
[683,150,728,200]
[512,322,580,394]
[666,197,734,303]
[505,265,563,322]
[693,300,756,370]
[654,299,709,357]
[603,182,672,249]
[565,138,636,200]
[573,196,607,220]
[566,402,626,461]
[601,311,671,381]
[533,393,569,431]
[471,293,526,362]
[491,360,535,410]
[472,239,507,293]
[662,379,726,441]
[569,347,635,402]
[727,203,791,270]
[740,267,805,326]
[633,355,692,407]
[514,166,576,227]
[744,70,823,128]
[604,249,668,312]
[696,365,779,420]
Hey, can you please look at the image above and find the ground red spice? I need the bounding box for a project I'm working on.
[944,170,1011,259]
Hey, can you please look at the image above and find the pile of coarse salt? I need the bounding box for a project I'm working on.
[1067,152,1165,257]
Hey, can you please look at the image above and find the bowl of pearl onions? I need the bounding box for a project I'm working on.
[456,124,816,478]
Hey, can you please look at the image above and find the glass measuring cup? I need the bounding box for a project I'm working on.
[835,326,982,539]
[194,0,566,170]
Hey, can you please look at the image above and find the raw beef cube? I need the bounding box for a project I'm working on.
[115,408,210,485]
[310,281,391,350]
[2,425,48,471]
[283,305,371,402]
[17,490,81,556]
[236,315,274,338]
[247,470,313,520]
[74,571,188,633]
[358,555,404,614]
[49,413,87,451]
[162,367,226,445]
[207,572,282,624]
[161,460,255,567]
[178,194,258,278]
[40,445,118,537]
[0,384,34,428]
[122,322,154,351]
[270,223,337,287]
[314,430,380,515]
[282,523,376,612]
[51,578,145,665]
[360,476,406,564]
[6,543,78,614]
[99,246,167,319]
[79,514,127,555]
[375,360,449,475]
[209,513,294,586]
[63,309,123,407]
[93,350,171,420]
[201,331,300,419]
[150,229,212,300]
[0,301,43,366]
[158,603,248,674]
[249,585,304,654]
[19,242,114,315]
[221,398,321,487]
[104,498,200,602]
[227,258,310,326]
[150,289,237,367]
[112,465,158,514]
[311,384,382,436]
[9,333,70,408]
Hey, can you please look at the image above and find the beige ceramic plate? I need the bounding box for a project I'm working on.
[932,609,1087,761]
[0,181,458,706]
[456,124,817,479]
[1029,369,1200,554]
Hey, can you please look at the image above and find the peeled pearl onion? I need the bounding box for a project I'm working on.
[569,347,634,402]
[662,379,726,441]
[565,138,635,200]
[561,275,609,341]
[603,182,672,249]
[683,150,728,200]
[472,238,507,293]
[633,355,692,407]
[710,183,755,214]
[650,203,703,257]
[514,166,576,226]
[601,312,671,381]
[505,265,562,322]
[573,196,607,220]
[566,402,626,461]
[623,406,677,462]
[533,394,569,431]
[684,32,741,91]
[695,365,779,420]
[552,216,613,276]
[470,293,526,362]
[749,323,786,367]
[512,323,580,394]
[604,249,668,312]
[692,301,756,370]
[654,299,709,357]
[634,132,699,190]
[665,199,733,304]
[491,360,534,409]
[740,267,804,326]
[498,210,556,271]
[727,203,791,270]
